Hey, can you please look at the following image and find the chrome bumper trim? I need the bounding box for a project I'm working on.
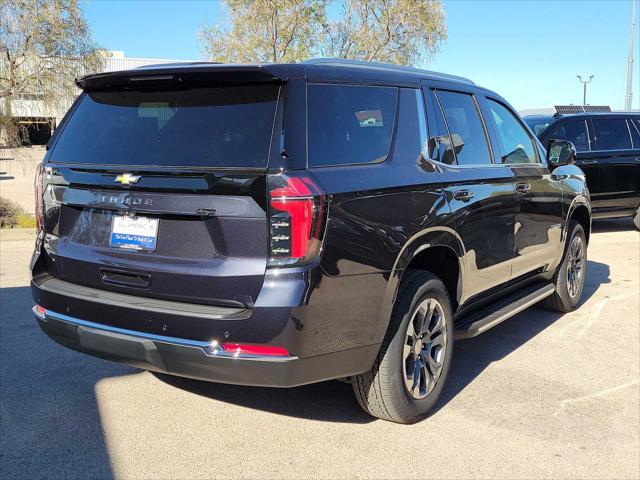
[33,305,295,362]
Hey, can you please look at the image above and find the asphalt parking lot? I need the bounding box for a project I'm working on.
[1,220,638,480]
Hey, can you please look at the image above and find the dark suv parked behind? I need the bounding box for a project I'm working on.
[525,111,640,228]
[32,60,590,423]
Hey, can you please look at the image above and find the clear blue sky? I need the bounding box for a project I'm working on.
[83,0,639,111]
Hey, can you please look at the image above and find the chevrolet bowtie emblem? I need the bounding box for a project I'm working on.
[114,173,141,185]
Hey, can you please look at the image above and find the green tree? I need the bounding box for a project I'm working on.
[321,0,447,66]
[0,0,100,147]
[201,0,326,63]
[201,0,446,66]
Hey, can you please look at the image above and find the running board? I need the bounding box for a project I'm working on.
[454,283,556,340]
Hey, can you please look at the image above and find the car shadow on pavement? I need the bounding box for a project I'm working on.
[156,260,611,424]
[0,286,132,480]
[433,259,611,414]
[155,373,375,424]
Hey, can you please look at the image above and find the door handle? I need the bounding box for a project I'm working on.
[580,160,598,165]
[453,189,475,201]
[515,183,531,194]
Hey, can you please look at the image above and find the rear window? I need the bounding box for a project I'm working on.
[51,85,280,168]
[307,84,397,167]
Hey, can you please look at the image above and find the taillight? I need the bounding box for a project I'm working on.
[267,173,326,267]
[34,164,45,232]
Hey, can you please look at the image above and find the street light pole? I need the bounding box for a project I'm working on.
[624,0,638,110]
[577,75,594,106]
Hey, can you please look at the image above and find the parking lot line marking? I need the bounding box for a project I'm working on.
[557,379,639,412]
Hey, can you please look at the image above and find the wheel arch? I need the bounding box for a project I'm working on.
[568,197,591,244]
[403,245,461,313]
[381,228,465,331]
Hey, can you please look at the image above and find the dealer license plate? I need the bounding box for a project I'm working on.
[109,215,159,251]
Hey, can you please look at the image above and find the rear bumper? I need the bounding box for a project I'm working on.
[34,306,379,387]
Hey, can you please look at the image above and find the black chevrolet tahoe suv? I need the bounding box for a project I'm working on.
[32,59,590,423]
[525,112,640,229]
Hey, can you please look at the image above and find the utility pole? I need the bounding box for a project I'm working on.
[624,0,638,111]
[577,75,594,106]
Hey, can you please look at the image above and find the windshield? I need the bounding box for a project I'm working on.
[523,116,553,138]
[50,85,280,168]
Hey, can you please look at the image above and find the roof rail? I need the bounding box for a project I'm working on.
[303,58,475,85]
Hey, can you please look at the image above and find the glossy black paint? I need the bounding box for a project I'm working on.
[533,112,640,219]
[32,62,591,387]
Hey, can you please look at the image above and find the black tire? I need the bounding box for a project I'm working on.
[541,221,587,313]
[352,270,454,424]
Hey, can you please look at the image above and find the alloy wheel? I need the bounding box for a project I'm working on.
[402,298,447,400]
[567,234,585,298]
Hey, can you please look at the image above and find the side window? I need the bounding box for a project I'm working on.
[546,120,590,152]
[425,89,456,164]
[627,119,640,148]
[592,118,632,150]
[435,90,493,165]
[307,84,397,167]
[486,99,538,164]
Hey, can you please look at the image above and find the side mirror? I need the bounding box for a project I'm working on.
[547,139,576,168]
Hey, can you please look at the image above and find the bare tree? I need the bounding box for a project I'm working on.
[200,0,447,66]
[0,0,101,147]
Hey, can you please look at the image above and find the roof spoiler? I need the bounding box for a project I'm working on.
[76,64,282,91]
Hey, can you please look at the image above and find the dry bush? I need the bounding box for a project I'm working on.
[0,196,23,228]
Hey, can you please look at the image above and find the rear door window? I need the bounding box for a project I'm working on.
[307,84,397,167]
[524,117,553,137]
[545,120,590,152]
[592,118,632,150]
[50,85,280,168]
[486,99,538,164]
[434,90,493,165]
